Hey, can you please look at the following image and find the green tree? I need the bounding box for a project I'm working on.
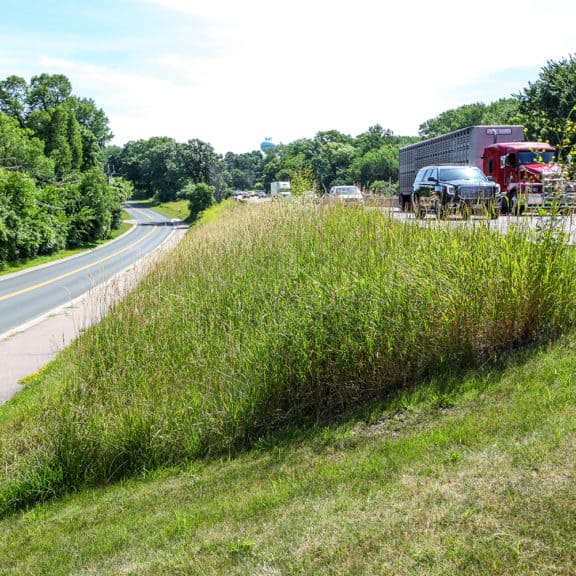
[313,132,356,190]
[0,112,55,181]
[0,75,28,126]
[481,98,521,125]
[67,97,113,169]
[0,74,112,174]
[419,99,522,138]
[27,102,87,179]
[114,137,172,198]
[355,124,394,154]
[516,55,576,160]
[419,103,487,138]
[35,184,69,254]
[69,96,113,149]
[65,168,119,247]
[223,150,264,190]
[114,137,218,202]
[108,176,134,203]
[185,182,215,221]
[348,145,398,188]
[290,166,317,196]
[322,141,357,185]
[146,138,181,202]
[314,129,354,145]
[0,170,44,263]
[28,73,72,113]
[179,139,217,185]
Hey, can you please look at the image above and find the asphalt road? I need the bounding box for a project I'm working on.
[0,201,176,337]
[388,206,576,244]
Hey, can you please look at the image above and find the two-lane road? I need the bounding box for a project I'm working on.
[0,202,177,337]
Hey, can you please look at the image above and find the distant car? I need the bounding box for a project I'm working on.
[325,185,364,204]
[411,165,499,219]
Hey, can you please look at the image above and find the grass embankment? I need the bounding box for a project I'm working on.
[0,202,575,572]
[135,197,192,222]
[1,338,574,574]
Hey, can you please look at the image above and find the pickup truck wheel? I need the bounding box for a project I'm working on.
[433,194,443,219]
[412,194,425,219]
[487,201,499,219]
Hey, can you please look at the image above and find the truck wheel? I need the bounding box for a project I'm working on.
[432,194,444,219]
[500,196,509,215]
[510,194,524,216]
[412,194,425,219]
[487,201,499,219]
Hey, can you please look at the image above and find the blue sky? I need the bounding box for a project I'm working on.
[1,0,575,154]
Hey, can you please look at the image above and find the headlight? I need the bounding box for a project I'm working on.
[444,185,455,196]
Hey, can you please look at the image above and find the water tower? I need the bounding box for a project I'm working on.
[260,137,276,153]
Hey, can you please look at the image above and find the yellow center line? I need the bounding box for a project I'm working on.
[0,226,158,302]
[131,207,155,220]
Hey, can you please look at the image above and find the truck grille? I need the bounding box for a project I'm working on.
[459,186,494,200]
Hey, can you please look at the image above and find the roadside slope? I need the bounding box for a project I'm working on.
[0,334,574,575]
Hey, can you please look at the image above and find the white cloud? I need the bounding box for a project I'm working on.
[131,0,576,152]
[3,0,575,154]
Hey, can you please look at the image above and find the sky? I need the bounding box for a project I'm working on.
[0,0,575,155]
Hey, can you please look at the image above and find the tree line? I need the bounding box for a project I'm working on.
[1,55,575,265]
[0,74,130,268]
[107,55,576,207]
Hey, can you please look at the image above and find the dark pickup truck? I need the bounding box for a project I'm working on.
[411,164,500,219]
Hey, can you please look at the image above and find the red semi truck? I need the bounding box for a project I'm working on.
[399,125,575,215]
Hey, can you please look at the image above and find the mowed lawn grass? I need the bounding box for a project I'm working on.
[0,201,575,573]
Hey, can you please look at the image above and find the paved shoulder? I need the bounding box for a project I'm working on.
[0,224,187,405]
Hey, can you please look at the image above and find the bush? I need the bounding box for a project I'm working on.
[185,182,215,221]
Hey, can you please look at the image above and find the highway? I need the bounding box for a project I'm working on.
[0,202,177,337]
[388,206,576,244]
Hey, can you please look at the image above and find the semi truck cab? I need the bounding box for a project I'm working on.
[482,142,566,214]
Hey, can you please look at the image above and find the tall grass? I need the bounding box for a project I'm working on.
[1,202,576,514]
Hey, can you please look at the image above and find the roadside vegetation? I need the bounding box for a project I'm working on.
[130,197,191,222]
[0,201,575,573]
[0,213,132,277]
[1,200,576,514]
[1,55,575,574]
[0,74,132,272]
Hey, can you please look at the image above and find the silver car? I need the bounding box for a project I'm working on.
[325,185,364,204]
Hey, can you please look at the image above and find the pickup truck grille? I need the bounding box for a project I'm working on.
[459,186,495,200]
